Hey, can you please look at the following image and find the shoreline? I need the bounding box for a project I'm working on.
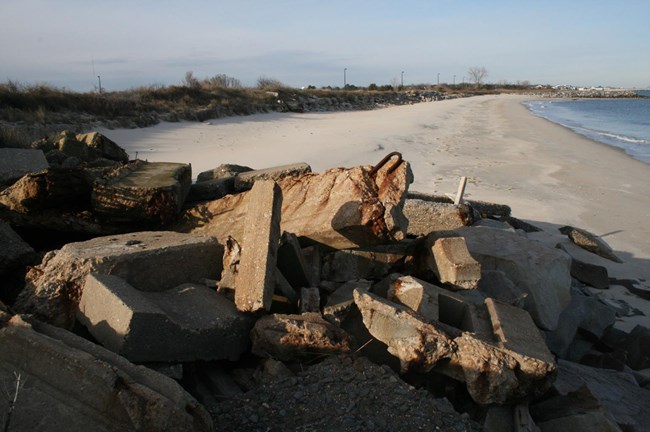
[98,93,650,281]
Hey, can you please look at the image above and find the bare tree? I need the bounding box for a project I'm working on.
[467,66,488,88]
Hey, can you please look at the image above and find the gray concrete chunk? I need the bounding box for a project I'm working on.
[234,162,311,192]
[14,231,222,328]
[235,180,283,313]
[431,237,481,289]
[78,273,252,362]
[0,148,48,185]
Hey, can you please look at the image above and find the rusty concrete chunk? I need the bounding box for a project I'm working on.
[235,180,283,313]
[14,231,222,328]
[77,273,252,362]
[197,163,253,182]
[234,162,311,192]
[353,286,556,405]
[0,148,48,185]
[180,164,410,250]
[92,160,191,225]
[485,298,554,364]
[372,155,413,240]
[432,237,481,289]
[250,313,353,361]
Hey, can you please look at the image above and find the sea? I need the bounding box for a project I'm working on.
[524,90,650,164]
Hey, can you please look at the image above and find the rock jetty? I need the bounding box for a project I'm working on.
[1,133,649,432]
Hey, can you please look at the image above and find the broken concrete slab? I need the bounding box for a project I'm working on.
[0,148,48,185]
[0,220,35,275]
[235,180,283,313]
[92,160,191,226]
[446,227,572,331]
[408,191,511,219]
[0,315,212,432]
[321,241,414,282]
[403,199,476,236]
[277,231,312,289]
[623,325,650,370]
[77,273,252,362]
[233,162,311,192]
[196,163,253,182]
[559,225,623,263]
[323,279,372,325]
[186,176,235,203]
[250,312,353,360]
[181,165,409,250]
[354,287,556,405]
[431,237,481,289]
[14,231,222,328]
[386,275,493,340]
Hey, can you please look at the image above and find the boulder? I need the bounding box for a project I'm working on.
[556,242,610,289]
[250,313,353,360]
[14,231,222,328]
[0,148,48,185]
[553,360,650,431]
[92,160,191,226]
[0,315,212,432]
[77,273,252,362]
[623,325,650,370]
[447,227,572,331]
[75,132,130,163]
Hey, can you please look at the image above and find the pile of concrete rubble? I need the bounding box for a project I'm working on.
[1,132,649,432]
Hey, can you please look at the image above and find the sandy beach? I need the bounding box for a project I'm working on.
[98,94,650,329]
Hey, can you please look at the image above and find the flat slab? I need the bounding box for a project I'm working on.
[234,162,311,192]
[92,161,191,225]
[0,148,48,184]
[78,273,252,362]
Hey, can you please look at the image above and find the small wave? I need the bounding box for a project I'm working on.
[596,132,649,145]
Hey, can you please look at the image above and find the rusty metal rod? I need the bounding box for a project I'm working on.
[368,151,403,177]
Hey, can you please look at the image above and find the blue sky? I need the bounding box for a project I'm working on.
[1,0,648,91]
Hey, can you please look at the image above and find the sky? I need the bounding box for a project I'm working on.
[1,0,649,92]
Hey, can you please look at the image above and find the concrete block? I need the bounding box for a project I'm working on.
[485,298,554,364]
[196,163,253,182]
[323,279,372,325]
[235,180,283,313]
[431,237,481,289]
[557,242,609,289]
[14,231,222,328]
[186,177,235,202]
[321,244,408,282]
[233,162,311,192]
[0,148,48,184]
[403,199,475,236]
[92,160,191,225]
[301,246,322,287]
[78,273,252,362]
[0,220,35,274]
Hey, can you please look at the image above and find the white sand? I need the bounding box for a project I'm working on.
[98,94,650,329]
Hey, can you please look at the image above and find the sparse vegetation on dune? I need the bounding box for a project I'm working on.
[0,72,544,148]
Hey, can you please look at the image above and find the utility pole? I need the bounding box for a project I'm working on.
[344,68,347,88]
[437,73,440,86]
[453,75,456,86]
[401,71,404,88]
[97,75,102,93]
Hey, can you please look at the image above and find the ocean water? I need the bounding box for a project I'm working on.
[524,91,650,164]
